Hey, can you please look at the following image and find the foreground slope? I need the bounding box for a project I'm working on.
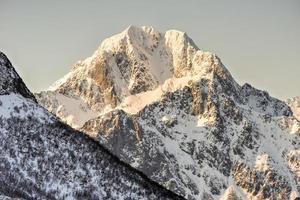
[0,52,183,200]
[37,26,300,200]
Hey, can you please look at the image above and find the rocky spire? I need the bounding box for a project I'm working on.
[0,52,36,102]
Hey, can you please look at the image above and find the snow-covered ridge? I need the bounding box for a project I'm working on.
[35,26,300,200]
[35,91,98,128]
[0,52,36,101]
[0,51,184,200]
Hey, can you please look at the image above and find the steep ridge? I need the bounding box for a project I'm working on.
[36,26,300,200]
[0,52,36,101]
[0,52,184,200]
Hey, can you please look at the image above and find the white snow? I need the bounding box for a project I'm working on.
[255,154,269,171]
[120,76,196,114]
[38,92,98,129]
[0,94,53,123]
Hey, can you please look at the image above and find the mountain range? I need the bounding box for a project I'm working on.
[1,26,299,200]
[35,26,300,200]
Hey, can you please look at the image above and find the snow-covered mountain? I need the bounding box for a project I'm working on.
[36,26,300,200]
[0,52,184,200]
[286,96,300,121]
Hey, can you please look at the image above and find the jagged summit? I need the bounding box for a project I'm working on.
[35,27,300,199]
[0,52,12,66]
[0,52,36,102]
[52,25,230,93]
[37,26,236,127]
[100,25,196,52]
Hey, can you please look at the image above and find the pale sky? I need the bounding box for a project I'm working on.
[0,0,299,99]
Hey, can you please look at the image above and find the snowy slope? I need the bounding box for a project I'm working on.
[0,52,184,200]
[36,26,300,200]
[35,91,99,129]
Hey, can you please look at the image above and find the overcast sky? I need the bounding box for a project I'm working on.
[0,0,299,99]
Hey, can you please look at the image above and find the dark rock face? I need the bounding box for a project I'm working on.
[233,162,292,199]
[0,52,184,200]
[0,52,36,102]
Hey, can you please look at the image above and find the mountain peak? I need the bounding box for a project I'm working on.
[38,26,236,124]
[99,26,198,55]
[97,26,230,83]
[35,27,300,200]
[123,26,191,46]
[164,29,189,43]
[0,52,36,102]
[125,25,156,34]
[0,51,12,67]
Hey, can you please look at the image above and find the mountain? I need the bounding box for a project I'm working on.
[0,52,184,200]
[286,96,300,121]
[36,26,300,200]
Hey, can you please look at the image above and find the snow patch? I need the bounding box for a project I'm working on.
[0,94,53,123]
